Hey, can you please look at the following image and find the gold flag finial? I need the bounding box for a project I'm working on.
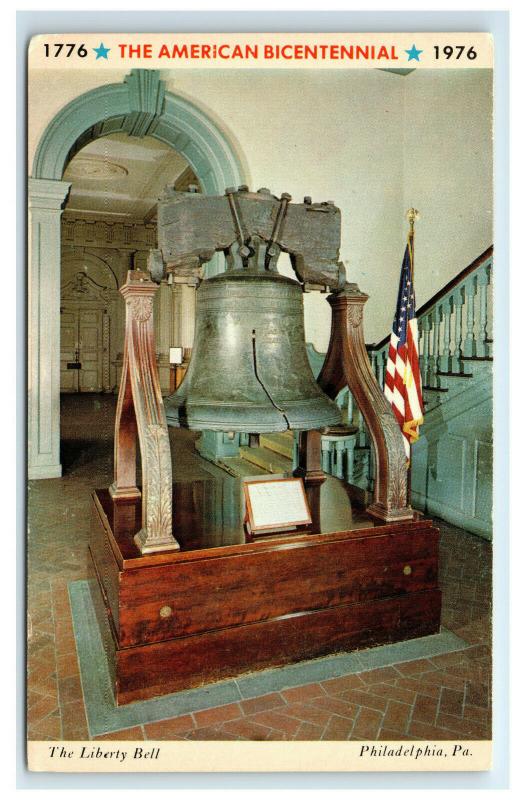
[406,208,420,234]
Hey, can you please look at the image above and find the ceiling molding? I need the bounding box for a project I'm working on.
[32,68,247,194]
[143,204,158,224]
[63,133,190,220]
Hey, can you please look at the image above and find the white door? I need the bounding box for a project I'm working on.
[60,306,105,392]
[60,309,79,393]
[78,309,103,392]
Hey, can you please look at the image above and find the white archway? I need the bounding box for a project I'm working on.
[28,70,246,478]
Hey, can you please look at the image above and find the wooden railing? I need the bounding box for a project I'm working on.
[366,245,493,390]
[316,246,493,488]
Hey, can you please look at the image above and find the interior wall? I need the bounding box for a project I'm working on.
[30,67,493,350]
[402,69,493,316]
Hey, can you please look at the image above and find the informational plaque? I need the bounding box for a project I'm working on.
[169,346,183,365]
[244,477,312,535]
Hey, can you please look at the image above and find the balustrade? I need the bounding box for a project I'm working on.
[463,275,477,357]
[317,248,493,488]
[476,262,492,356]
[429,306,442,388]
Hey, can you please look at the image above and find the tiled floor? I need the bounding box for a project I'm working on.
[27,395,492,742]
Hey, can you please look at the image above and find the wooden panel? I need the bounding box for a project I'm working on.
[117,528,439,646]
[60,309,78,392]
[89,491,441,704]
[474,439,492,523]
[90,502,121,634]
[93,488,434,568]
[79,308,102,392]
[87,557,117,692]
[412,388,492,539]
[115,590,442,704]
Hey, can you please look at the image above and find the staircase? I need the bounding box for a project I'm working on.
[326,245,493,539]
[238,431,294,475]
[232,247,493,539]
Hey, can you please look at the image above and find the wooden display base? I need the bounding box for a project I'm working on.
[89,489,441,706]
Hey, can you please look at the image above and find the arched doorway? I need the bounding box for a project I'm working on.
[28,69,246,479]
[60,253,119,394]
[60,131,197,396]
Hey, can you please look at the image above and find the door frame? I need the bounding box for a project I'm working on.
[60,272,115,393]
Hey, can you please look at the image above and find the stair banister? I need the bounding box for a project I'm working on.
[317,246,493,494]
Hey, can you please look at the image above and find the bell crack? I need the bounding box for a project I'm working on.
[251,329,290,429]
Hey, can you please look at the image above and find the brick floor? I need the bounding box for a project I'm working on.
[27,394,492,742]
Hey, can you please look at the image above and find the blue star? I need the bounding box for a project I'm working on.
[405,43,423,62]
[93,42,110,60]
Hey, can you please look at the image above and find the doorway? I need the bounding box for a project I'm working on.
[60,305,108,393]
[29,69,246,478]
[59,131,199,401]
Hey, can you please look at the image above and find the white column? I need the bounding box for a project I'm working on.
[156,280,173,393]
[170,282,196,355]
[157,281,172,355]
[28,178,71,479]
[180,284,196,350]
[171,284,182,347]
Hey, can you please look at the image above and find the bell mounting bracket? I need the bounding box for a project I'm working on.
[112,195,413,545]
[110,269,180,554]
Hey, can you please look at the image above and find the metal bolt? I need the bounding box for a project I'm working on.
[159,605,173,618]
[403,565,412,576]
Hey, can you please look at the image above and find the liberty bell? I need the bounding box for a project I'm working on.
[161,187,343,434]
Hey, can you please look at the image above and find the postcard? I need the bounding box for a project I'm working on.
[26,30,494,773]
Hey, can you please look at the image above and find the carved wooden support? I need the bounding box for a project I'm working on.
[294,429,325,532]
[110,270,180,553]
[318,284,413,522]
[294,430,326,486]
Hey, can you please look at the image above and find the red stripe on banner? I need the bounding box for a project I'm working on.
[393,404,405,426]
[404,373,412,426]
[383,343,398,398]
[407,325,423,412]
[394,363,405,397]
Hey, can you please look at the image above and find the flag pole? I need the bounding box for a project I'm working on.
[405,208,419,508]
[406,207,419,280]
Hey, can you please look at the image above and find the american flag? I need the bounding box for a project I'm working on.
[383,236,424,460]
